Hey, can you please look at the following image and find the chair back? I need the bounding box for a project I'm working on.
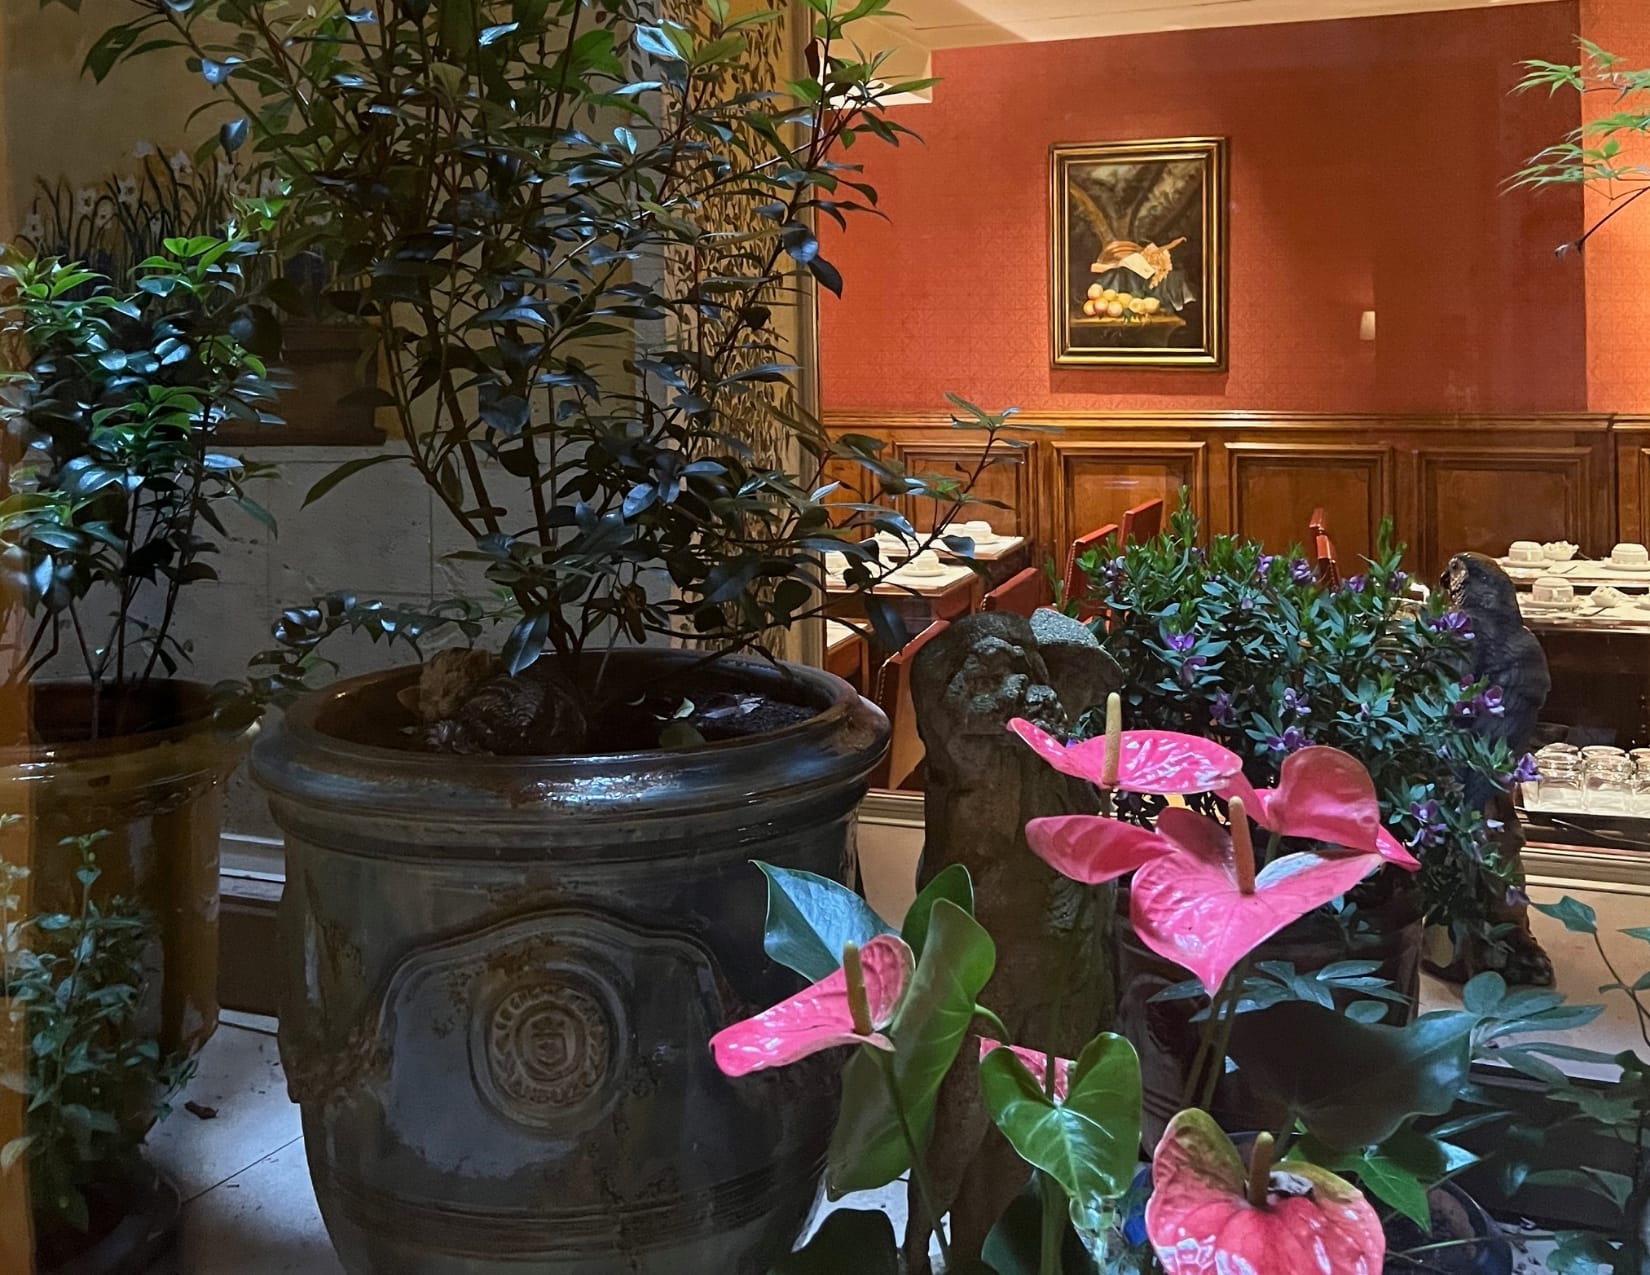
[1315,532,1340,588]
[1120,498,1165,544]
[982,567,1049,618]
[1062,523,1119,620]
[871,619,951,790]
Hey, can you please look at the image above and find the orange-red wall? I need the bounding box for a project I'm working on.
[820,4,1589,416]
[1580,0,1650,411]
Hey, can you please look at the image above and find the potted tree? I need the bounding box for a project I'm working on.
[0,218,283,1071]
[73,1,1001,1271]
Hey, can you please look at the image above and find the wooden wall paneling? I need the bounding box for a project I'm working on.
[1224,441,1395,566]
[1614,419,1650,548]
[1047,438,1209,557]
[890,431,1038,538]
[1416,444,1599,583]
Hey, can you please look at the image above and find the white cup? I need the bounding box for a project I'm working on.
[1507,540,1544,564]
[906,550,944,576]
[1531,576,1574,605]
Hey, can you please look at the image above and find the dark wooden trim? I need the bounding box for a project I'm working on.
[218,871,281,1017]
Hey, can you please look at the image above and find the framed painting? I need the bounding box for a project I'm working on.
[1050,137,1228,370]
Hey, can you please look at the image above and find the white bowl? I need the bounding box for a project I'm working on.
[1507,540,1545,564]
[1613,542,1650,566]
[1543,541,1578,561]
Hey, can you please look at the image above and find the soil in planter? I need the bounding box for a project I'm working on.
[338,648,824,757]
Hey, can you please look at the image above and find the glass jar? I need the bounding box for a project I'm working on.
[1584,756,1636,814]
[1535,757,1584,812]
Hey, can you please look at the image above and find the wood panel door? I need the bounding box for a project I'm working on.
[1047,440,1207,556]
[1416,446,1598,582]
[1225,442,1395,567]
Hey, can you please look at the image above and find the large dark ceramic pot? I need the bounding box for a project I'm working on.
[252,653,889,1275]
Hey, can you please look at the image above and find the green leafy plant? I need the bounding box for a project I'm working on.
[0,827,192,1235]
[1514,41,1650,253]
[1076,500,1524,951]
[0,224,285,729]
[68,0,1013,742]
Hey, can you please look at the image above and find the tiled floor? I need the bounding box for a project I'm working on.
[141,881,1641,1274]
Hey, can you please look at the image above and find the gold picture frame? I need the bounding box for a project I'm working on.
[1050,137,1229,370]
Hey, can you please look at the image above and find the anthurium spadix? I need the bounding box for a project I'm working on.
[710,934,913,1077]
[1146,1109,1385,1275]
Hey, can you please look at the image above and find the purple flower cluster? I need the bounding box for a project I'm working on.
[1210,691,1235,726]
[1503,753,1541,787]
[1166,631,1197,654]
[1289,559,1315,584]
[1257,554,1278,577]
[1452,680,1506,720]
[1266,726,1310,754]
[1409,798,1448,849]
[1344,574,1367,594]
[1179,656,1208,688]
[1427,611,1474,638]
[1281,687,1310,718]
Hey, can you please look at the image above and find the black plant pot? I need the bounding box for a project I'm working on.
[1383,1182,1513,1275]
[37,1162,180,1275]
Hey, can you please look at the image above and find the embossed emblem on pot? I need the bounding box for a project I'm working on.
[476,976,614,1127]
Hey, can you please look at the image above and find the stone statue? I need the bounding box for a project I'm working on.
[904,610,1124,1270]
[1440,552,1554,986]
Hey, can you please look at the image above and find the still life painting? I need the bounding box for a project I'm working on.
[1050,137,1228,369]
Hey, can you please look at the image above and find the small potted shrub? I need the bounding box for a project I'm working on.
[73,1,1003,1271]
[1,828,196,1273]
[0,218,284,1066]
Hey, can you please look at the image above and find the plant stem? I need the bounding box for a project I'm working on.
[1199,958,1252,1112]
[874,1049,951,1268]
[1039,1171,1066,1275]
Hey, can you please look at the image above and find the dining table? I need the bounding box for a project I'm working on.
[824,558,985,641]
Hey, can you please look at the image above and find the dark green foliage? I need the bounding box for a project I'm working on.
[72,0,1010,695]
[0,827,192,1233]
[0,223,285,723]
[1076,499,1522,940]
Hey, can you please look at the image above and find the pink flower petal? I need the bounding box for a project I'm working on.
[1026,815,1173,885]
[1008,720,1245,795]
[1147,1109,1384,1275]
[710,933,913,1077]
[1222,746,1420,871]
[1131,809,1382,993]
[979,1038,1074,1102]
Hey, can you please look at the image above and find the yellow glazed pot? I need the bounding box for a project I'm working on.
[0,681,254,1060]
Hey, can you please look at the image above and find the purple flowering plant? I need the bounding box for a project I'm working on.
[1075,497,1529,946]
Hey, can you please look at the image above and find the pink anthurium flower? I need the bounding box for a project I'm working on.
[1131,807,1382,994]
[1221,746,1421,871]
[1008,718,1245,796]
[710,934,913,1077]
[979,1038,1073,1101]
[1147,1110,1384,1275]
[1024,814,1173,885]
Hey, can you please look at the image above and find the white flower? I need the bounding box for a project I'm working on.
[19,212,44,242]
[132,140,157,159]
[75,187,96,216]
[117,176,140,207]
[169,150,192,178]
[94,202,114,228]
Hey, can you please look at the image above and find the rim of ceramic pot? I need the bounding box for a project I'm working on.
[0,679,253,769]
[253,649,890,828]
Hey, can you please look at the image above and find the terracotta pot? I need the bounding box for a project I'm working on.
[0,681,253,1063]
[252,653,889,1275]
[1116,889,1424,1147]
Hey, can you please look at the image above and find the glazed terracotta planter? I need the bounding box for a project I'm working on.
[252,653,889,1275]
[0,681,252,1063]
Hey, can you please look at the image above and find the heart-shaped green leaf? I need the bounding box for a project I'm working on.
[757,862,893,983]
[770,1208,899,1274]
[1228,1002,1475,1150]
[902,864,974,959]
[827,900,996,1195]
[981,1031,1142,1207]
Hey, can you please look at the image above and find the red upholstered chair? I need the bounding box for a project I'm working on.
[871,619,950,790]
[1315,532,1341,588]
[1120,497,1165,545]
[1062,523,1119,620]
[982,567,1050,619]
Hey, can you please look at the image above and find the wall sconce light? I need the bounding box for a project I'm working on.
[1359,310,1377,343]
